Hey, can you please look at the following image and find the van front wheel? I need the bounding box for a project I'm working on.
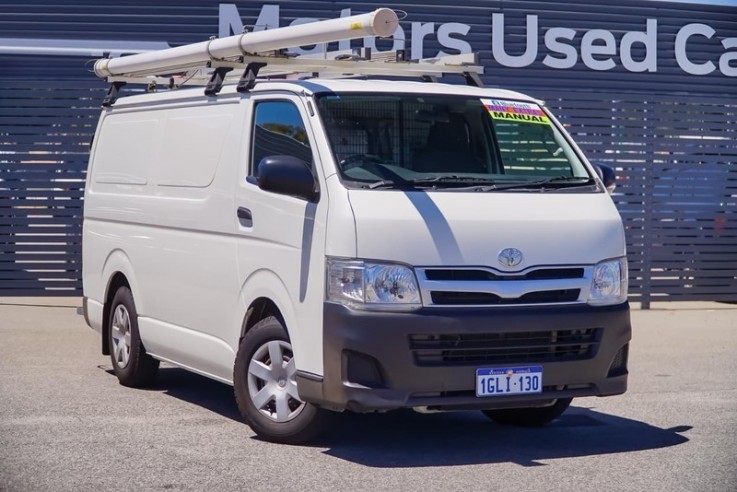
[233,316,327,444]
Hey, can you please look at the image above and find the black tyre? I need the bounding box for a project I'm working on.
[233,316,328,444]
[108,286,159,387]
[482,398,572,427]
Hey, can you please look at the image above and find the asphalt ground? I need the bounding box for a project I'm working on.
[1,299,735,492]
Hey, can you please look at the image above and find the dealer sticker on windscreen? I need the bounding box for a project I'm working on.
[476,366,543,397]
[481,98,551,126]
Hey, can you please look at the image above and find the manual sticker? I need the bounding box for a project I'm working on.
[482,98,551,125]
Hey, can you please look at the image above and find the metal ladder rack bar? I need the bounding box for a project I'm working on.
[93,7,484,99]
[94,8,399,79]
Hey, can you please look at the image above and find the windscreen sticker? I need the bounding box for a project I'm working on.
[481,98,551,126]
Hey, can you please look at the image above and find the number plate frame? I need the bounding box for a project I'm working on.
[476,366,543,397]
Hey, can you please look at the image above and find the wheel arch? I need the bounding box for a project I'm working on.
[237,269,298,346]
[100,250,141,356]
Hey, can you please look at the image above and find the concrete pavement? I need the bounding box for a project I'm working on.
[0,299,735,491]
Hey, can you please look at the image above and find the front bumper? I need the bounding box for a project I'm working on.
[296,302,631,412]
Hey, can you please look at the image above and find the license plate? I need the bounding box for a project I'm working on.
[476,366,543,397]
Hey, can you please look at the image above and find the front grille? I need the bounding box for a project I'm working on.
[409,328,600,366]
[417,265,589,308]
[424,268,585,281]
[430,289,580,305]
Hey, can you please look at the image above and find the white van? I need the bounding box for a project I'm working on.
[82,14,630,444]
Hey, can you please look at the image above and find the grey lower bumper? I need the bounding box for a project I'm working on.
[297,302,631,412]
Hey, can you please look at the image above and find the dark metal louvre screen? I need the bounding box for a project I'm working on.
[541,92,737,304]
[0,0,735,305]
[1,64,103,295]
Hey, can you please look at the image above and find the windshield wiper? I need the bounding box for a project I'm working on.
[367,175,497,190]
[366,175,594,191]
[471,176,596,192]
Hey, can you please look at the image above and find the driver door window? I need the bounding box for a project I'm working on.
[251,101,312,176]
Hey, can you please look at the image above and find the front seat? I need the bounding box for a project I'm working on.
[414,114,483,173]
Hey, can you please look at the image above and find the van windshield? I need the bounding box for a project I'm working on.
[315,93,594,191]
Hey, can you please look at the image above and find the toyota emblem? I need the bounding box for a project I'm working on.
[498,248,523,268]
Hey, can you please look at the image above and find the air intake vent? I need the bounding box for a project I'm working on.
[409,328,600,366]
[607,344,629,377]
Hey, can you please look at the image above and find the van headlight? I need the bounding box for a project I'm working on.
[588,257,628,306]
[327,258,421,310]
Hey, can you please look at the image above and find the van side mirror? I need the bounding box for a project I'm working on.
[255,155,319,202]
[593,163,616,194]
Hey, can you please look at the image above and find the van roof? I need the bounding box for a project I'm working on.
[110,78,541,108]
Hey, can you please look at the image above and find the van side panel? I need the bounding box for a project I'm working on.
[90,116,154,185]
[138,317,235,384]
[83,98,243,382]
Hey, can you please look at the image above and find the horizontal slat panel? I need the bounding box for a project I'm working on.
[0,164,89,171]
[0,280,81,289]
[0,199,84,206]
[0,117,98,125]
[0,257,80,264]
[0,244,81,253]
[0,288,80,296]
[0,109,99,117]
[0,210,84,218]
[0,271,82,280]
[0,218,82,226]
[0,0,735,301]
[1,228,82,235]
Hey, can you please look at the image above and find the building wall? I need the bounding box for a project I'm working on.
[1,0,735,304]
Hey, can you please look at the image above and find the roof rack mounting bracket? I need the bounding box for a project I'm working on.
[464,71,483,87]
[102,81,126,107]
[204,66,233,96]
[237,62,267,93]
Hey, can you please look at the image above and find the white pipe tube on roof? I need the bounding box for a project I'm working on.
[94,8,398,78]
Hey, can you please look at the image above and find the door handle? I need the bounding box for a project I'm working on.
[237,207,253,227]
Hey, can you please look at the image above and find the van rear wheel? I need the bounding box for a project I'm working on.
[233,316,327,444]
[482,398,572,427]
[108,287,159,387]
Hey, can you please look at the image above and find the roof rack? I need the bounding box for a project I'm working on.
[93,8,484,105]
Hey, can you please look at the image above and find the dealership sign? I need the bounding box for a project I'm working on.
[220,3,737,77]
